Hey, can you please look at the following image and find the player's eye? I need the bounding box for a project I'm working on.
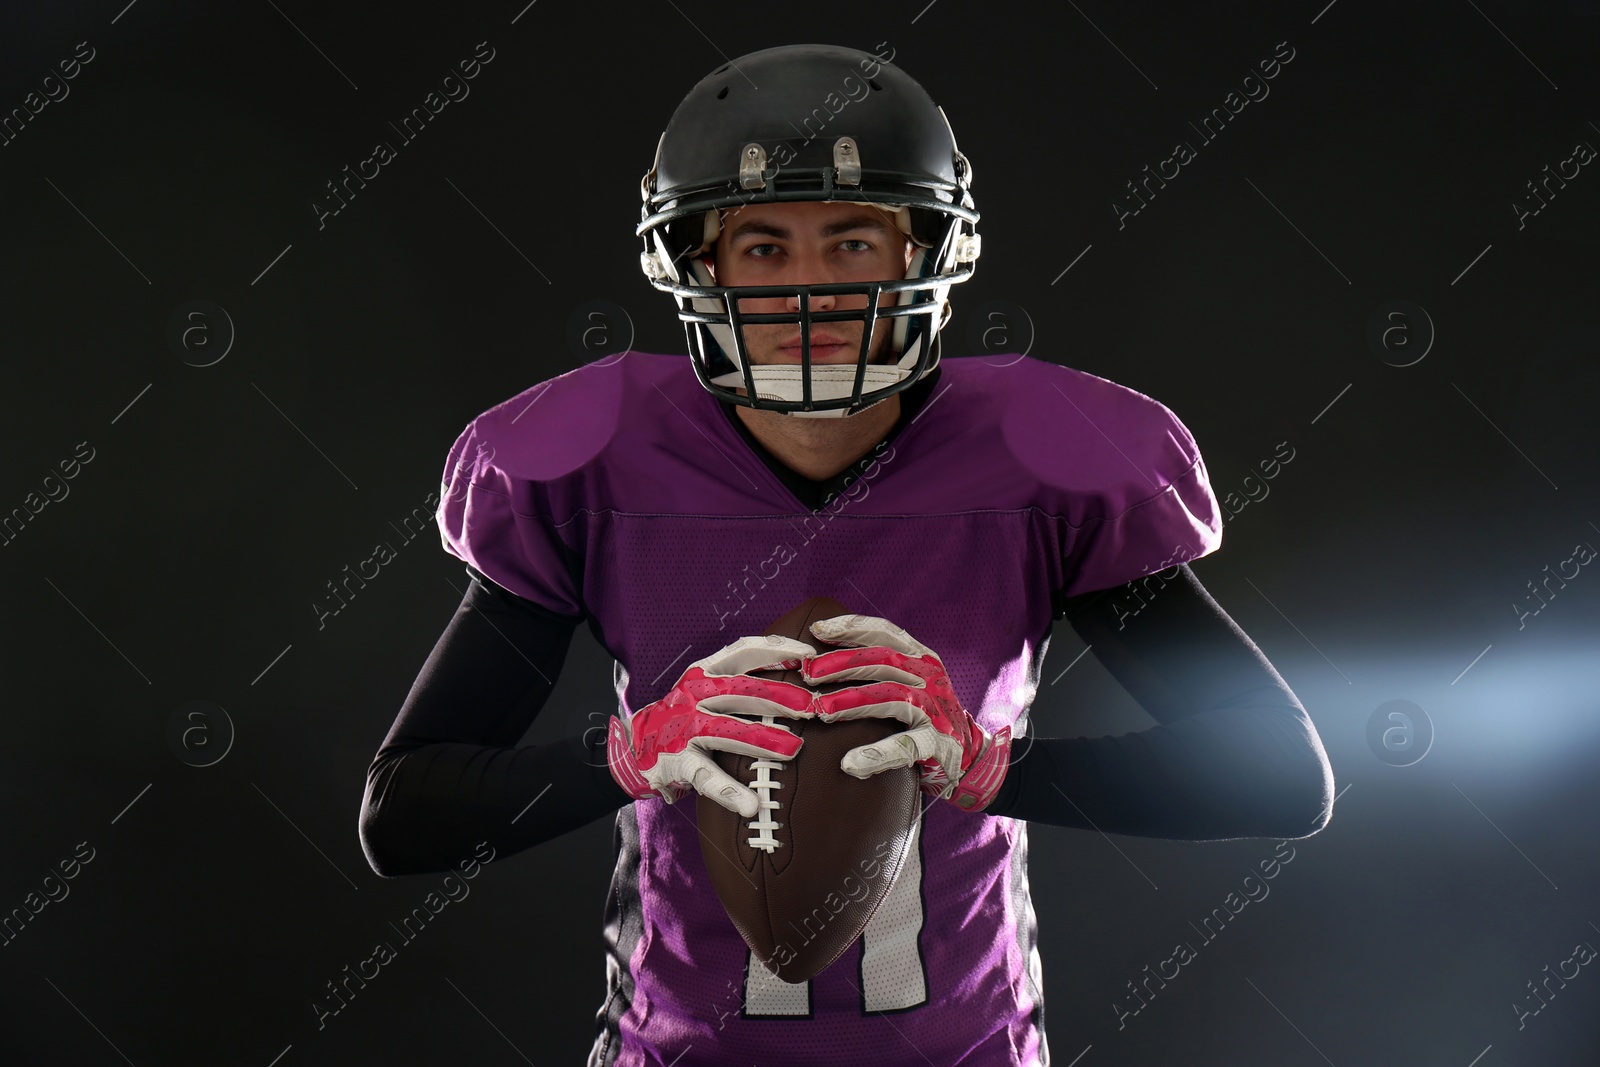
[746,243,780,257]
[839,239,873,253]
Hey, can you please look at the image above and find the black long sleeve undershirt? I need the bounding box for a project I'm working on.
[359,562,1333,878]
[359,569,631,878]
[984,566,1334,839]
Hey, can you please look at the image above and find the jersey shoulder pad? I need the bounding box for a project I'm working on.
[460,358,632,484]
[434,357,640,617]
[1003,358,1222,596]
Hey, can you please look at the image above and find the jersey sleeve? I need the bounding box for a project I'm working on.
[436,414,587,620]
[1052,382,1223,600]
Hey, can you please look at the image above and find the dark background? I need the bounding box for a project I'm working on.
[2,1,1597,1064]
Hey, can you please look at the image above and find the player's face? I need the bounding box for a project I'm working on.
[707,200,914,368]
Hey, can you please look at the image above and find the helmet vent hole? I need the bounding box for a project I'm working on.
[715,64,730,74]
[717,85,729,100]
[868,80,883,91]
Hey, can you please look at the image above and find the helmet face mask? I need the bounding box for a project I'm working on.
[637,44,981,419]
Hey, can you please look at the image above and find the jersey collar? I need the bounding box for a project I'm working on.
[711,362,943,513]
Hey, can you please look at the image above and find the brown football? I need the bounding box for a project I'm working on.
[695,596,921,984]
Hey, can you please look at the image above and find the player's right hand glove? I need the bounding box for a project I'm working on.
[607,634,820,818]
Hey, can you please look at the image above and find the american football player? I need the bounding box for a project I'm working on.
[360,42,1334,1067]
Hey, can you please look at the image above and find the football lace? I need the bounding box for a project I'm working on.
[745,713,791,852]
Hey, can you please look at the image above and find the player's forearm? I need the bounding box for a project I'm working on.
[360,731,630,878]
[987,697,1333,840]
[361,567,632,877]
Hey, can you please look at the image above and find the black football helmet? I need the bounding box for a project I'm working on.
[637,43,982,418]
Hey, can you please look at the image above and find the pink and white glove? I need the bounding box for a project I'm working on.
[798,614,1012,811]
[607,634,819,818]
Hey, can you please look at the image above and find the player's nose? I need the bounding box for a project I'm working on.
[785,287,838,312]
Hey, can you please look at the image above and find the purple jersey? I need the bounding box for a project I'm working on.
[437,352,1221,1066]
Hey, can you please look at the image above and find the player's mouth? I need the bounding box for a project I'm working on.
[776,334,853,362]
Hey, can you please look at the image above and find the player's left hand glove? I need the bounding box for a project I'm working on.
[798,614,1011,811]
